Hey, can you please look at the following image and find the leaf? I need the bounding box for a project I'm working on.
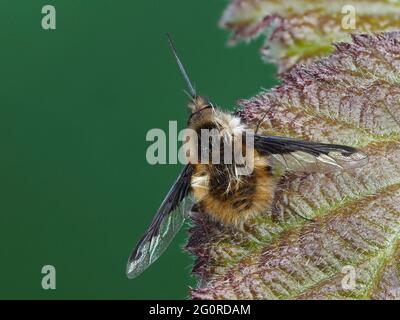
[186,32,400,300]
[220,0,400,74]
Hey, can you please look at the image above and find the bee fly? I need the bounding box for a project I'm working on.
[126,34,368,279]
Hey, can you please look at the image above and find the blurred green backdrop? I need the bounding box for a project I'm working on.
[0,1,277,299]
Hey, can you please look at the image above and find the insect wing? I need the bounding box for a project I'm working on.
[254,135,368,174]
[126,165,194,279]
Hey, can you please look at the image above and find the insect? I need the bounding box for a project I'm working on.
[126,34,368,279]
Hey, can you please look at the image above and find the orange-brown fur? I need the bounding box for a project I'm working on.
[187,96,276,226]
[191,153,276,226]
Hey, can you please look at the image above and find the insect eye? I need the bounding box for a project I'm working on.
[187,105,213,125]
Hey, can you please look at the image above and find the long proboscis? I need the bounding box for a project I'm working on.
[166,33,197,98]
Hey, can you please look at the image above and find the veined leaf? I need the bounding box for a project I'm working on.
[220,0,400,74]
[187,32,400,300]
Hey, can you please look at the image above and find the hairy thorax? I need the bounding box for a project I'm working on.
[187,105,276,226]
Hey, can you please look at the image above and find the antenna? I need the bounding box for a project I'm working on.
[166,33,197,98]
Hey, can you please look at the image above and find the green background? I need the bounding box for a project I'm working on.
[0,1,277,299]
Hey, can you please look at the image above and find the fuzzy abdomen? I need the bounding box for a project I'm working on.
[191,153,276,226]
